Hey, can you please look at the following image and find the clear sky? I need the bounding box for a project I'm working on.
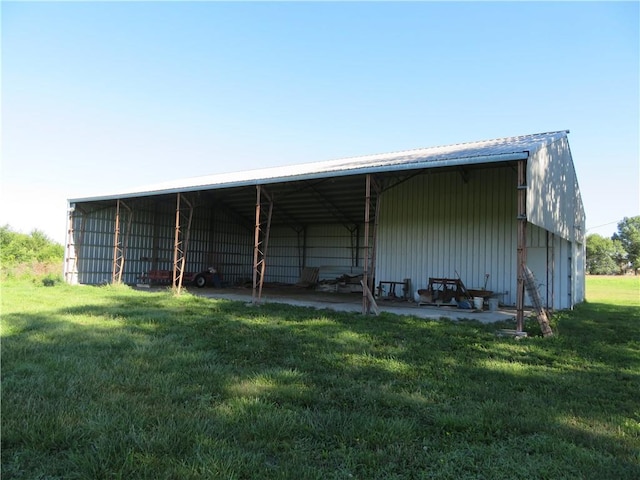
[2,1,638,245]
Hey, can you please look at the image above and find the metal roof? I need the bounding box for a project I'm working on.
[70,131,569,204]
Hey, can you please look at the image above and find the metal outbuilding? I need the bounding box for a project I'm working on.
[65,131,585,330]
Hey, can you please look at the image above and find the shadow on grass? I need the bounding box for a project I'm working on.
[2,288,639,479]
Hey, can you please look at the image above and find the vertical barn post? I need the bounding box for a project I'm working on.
[111,200,132,284]
[172,193,194,294]
[550,232,555,310]
[260,197,273,301]
[65,205,78,285]
[112,199,121,284]
[252,186,261,304]
[252,185,273,304]
[369,177,382,295]
[546,230,555,312]
[516,159,528,332]
[362,174,371,314]
[173,193,182,291]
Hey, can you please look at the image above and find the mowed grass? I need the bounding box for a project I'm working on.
[586,275,640,305]
[1,277,639,479]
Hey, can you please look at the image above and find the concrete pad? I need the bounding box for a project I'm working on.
[187,286,519,324]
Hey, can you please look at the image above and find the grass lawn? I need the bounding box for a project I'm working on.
[1,276,639,479]
[585,275,640,305]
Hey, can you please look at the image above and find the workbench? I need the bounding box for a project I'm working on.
[377,279,410,301]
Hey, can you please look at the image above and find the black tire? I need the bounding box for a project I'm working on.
[194,274,207,288]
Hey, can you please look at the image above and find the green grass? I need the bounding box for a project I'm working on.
[586,275,639,305]
[1,277,639,479]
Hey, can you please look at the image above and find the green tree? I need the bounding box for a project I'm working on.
[30,229,64,262]
[613,216,640,274]
[0,225,64,266]
[586,233,619,275]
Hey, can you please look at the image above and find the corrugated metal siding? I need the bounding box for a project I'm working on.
[74,207,116,285]
[70,197,366,287]
[305,224,366,280]
[263,224,365,284]
[527,224,577,310]
[306,224,355,268]
[208,207,253,285]
[264,226,301,284]
[574,240,585,304]
[376,166,579,309]
[376,166,519,306]
[71,198,255,286]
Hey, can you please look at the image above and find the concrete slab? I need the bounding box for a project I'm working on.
[183,286,520,325]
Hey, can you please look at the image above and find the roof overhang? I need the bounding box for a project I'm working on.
[69,151,529,204]
[68,131,568,228]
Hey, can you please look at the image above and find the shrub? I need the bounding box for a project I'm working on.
[0,225,64,266]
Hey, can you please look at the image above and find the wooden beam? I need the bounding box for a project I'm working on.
[360,280,380,316]
[516,159,527,332]
[65,206,78,285]
[111,200,131,284]
[369,179,382,295]
[362,174,371,314]
[523,265,553,337]
[172,194,193,294]
[252,185,273,304]
[111,199,121,284]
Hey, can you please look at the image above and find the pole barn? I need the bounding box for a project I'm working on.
[65,131,586,330]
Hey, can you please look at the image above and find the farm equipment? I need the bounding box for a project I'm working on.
[139,267,222,288]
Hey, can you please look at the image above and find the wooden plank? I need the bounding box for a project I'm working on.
[516,159,527,332]
[361,280,380,316]
[523,265,554,337]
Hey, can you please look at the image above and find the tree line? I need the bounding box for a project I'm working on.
[0,225,64,267]
[586,216,640,275]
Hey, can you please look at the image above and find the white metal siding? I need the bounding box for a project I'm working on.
[376,167,519,305]
[374,163,580,310]
[207,207,253,284]
[574,241,585,304]
[528,136,585,243]
[526,224,579,310]
[264,226,301,284]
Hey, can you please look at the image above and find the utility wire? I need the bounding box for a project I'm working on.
[586,221,619,232]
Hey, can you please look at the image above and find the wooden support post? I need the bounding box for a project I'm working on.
[172,193,193,294]
[65,206,78,285]
[173,193,182,291]
[516,159,528,332]
[369,177,382,295]
[546,230,555,312]
[362,174,371,314]
[112,199,121,284]
[259,200,273,301]
[112,200,133,284]
[252,186,273,304]
[252,186,261,304]
[360,280,380,316]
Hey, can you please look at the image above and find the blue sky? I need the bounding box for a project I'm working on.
[2,1,638,244]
